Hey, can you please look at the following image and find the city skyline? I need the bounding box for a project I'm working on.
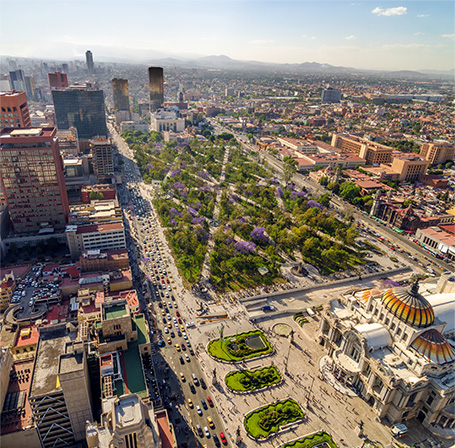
[1,0,454,71]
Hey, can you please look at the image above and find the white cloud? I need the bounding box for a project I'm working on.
[301,35,316,40]
[345,35,356,41]
[249,39,274,45]
[417,14,429,18]
[310,36,316,40]
[414,32,426,36]
[441,34,455,39]
[372,6,407,16]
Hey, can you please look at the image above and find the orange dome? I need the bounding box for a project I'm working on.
[411,329,455,365]
[356,288,383,303]
[381,282,434,328]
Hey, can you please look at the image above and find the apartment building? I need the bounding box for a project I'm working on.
[90,138,114,181]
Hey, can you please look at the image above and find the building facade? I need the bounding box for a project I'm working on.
[0,91,31,129]
[390,154,429,182]
[90,138,114,181]
[148,67,164,112]
[150,109,184,133]
[86,50,94,75]
[48,72,68,90]
[318,281,455,439]
[0,127,69,233]
[321,88,342,103]
[420,142,455,166]
[112,78,130,112]
[66,222,127,260]
[52,87,107,139]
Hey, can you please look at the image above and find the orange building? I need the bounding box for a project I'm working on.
[420,142,454,166]
[0,91,31,129]
[48,72,68,90]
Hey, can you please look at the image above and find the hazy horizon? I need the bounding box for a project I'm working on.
[1,0,454,72]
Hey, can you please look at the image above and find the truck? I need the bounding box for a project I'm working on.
[261,305,275,312]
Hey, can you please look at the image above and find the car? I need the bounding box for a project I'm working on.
[200,378,207,389]
[204,427,210,438]
[185,354,190,362]
[213,433,221,447]
[158,302,163,308]
[183,333,188,340]
[177,330,182,337]
[180,372,186,382]
[179,356,184,365]
[175,344,181,351]
[192,373,199,385]
[158,340,165,347]
[162,317,167,323]
[181,343,186,351]
[207,416,215,428]
[166,278,170,283]
[167,337,172,344]
[201,399,207,410]
[187,398,193,408]
[168,302,172,308]
[196,405,202,416]
[189,383,196,394]
[178,318,182,324]
[176,310,180,317]
[391,423,408,438]
[180,325,185,332]
[164,327,169,334]
[167,323,172,329]
[207,396,213,407]
[170,331,175,338]
[196,425,203,437]
[189,348,195,356]
[219,432,227,445]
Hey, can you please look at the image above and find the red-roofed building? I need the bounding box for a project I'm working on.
[11,326,39,361]
[80,248,129,273]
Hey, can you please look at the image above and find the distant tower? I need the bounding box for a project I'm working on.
[178,91,184,102]
[86,50,94,75]
[148,67,164,112]
[112,78,130,111]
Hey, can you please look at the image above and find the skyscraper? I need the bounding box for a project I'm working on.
[321,88,342,103]
[8,69,25,91]
[112,78,130,111]
[0,91,31,129]
[0,127,69,233]
[86,50,94,75]
[148,67,164,112]
[52,87,107,139]
[48,72,68,89]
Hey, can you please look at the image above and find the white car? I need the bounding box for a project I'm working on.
[196,405,202,416]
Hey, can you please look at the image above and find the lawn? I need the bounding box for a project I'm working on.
[225,366,281,392]
[278,430,338,448]
[208,330,273,362]
[244,399,304,439]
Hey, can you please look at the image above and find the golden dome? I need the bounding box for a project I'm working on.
[411,329,455,365]
[381,281,434,328]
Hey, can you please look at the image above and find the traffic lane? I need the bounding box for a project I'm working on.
[153,307,225,444]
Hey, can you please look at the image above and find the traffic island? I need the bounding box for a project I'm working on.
[224,365,282,393]
[243,398,305,440]
[207,329,273,362]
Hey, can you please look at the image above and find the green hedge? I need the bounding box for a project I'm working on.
[244,399,304,439]
[278,430,338,448]
[207,330,273,362]
[225,366,281,392]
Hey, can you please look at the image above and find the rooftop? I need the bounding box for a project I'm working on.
[30,325,76,397]
[104,304,127,320]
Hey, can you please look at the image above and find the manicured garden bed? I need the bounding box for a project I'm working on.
[208,330,273,362]
[225,365,281,392]
[278,430,338,448]
[244,398,304,439]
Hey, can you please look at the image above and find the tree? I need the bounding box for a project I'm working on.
[339,182,361,202]
[319,176,328,187]
[282,156,297,185]
[89,190,104,200]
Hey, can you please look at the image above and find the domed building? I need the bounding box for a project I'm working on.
[319,278,455,439]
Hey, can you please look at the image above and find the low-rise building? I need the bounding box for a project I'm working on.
[295,152,365,172]
[80,248,129,273]
[415,225,455,261]
[81,184,117,203]
[390,153,429,182]
[69,198,122,225]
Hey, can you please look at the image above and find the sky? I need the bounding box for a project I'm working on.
[1,0,454,71]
